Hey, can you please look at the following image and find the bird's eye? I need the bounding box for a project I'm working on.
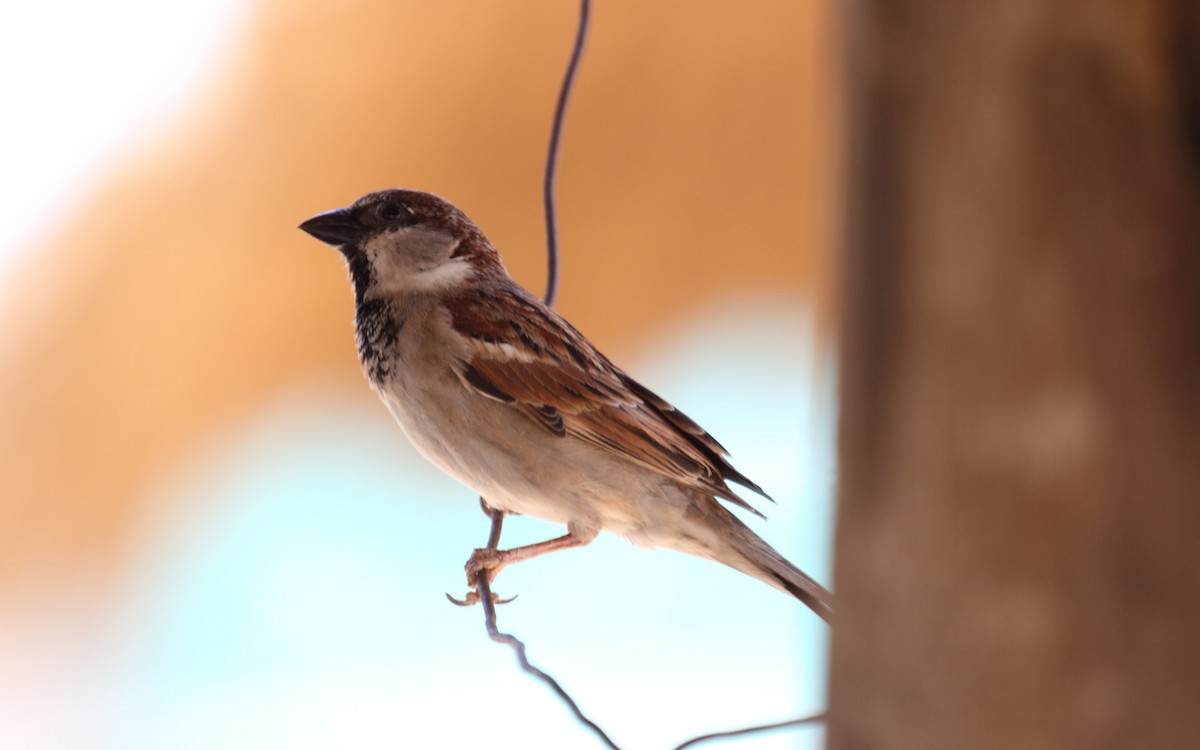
[377,202,407,222]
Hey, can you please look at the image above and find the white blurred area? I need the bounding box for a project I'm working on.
[0,0,249,269]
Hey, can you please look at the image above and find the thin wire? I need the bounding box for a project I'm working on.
[542,0,591,308]
[478,572,623,750]
[465,5,618,747]
[672,713,827,750]
[476,2,823,748]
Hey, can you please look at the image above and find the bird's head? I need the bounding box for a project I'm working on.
[300,189,505,299]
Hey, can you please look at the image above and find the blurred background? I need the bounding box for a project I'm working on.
[0,1,839,747]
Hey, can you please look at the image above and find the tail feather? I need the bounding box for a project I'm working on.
[750,544,834,624]
[682,501,834,624]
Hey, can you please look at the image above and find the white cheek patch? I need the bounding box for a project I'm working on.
[363,228,474,293]
[411,257,474,291]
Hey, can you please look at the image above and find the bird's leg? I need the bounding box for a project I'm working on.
[448,499,511,607]
[447,521,598,607]
[478,496,499,520]
[465,528,597,587]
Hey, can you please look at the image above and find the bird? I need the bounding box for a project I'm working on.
[299,189,833,623]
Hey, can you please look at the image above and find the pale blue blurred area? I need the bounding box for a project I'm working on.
[102,298,834,749]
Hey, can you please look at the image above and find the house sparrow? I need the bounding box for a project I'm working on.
[299,189,833,623]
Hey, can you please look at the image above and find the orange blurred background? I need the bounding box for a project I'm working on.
[0,1,839,747]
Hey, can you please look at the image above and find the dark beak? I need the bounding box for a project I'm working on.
[299,208,365,246]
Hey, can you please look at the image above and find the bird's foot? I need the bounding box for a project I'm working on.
[464,546,509,587]
[445,547,518,607]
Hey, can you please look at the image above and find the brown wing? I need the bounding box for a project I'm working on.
[448,284,770,514]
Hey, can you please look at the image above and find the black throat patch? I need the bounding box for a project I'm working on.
[345,247,402,383]
[344,246,374,305]
[354,297,403,384]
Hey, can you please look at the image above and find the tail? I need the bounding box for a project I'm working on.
[675,501,834,624]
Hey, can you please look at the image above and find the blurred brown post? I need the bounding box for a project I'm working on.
[829,2,1200,749]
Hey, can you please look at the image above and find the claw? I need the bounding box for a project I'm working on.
[445,591,518,607]
[446,591,479,607]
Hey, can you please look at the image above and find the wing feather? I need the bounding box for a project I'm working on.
[448,285,768,514]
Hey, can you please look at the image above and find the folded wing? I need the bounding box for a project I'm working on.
[448,285,770,514]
